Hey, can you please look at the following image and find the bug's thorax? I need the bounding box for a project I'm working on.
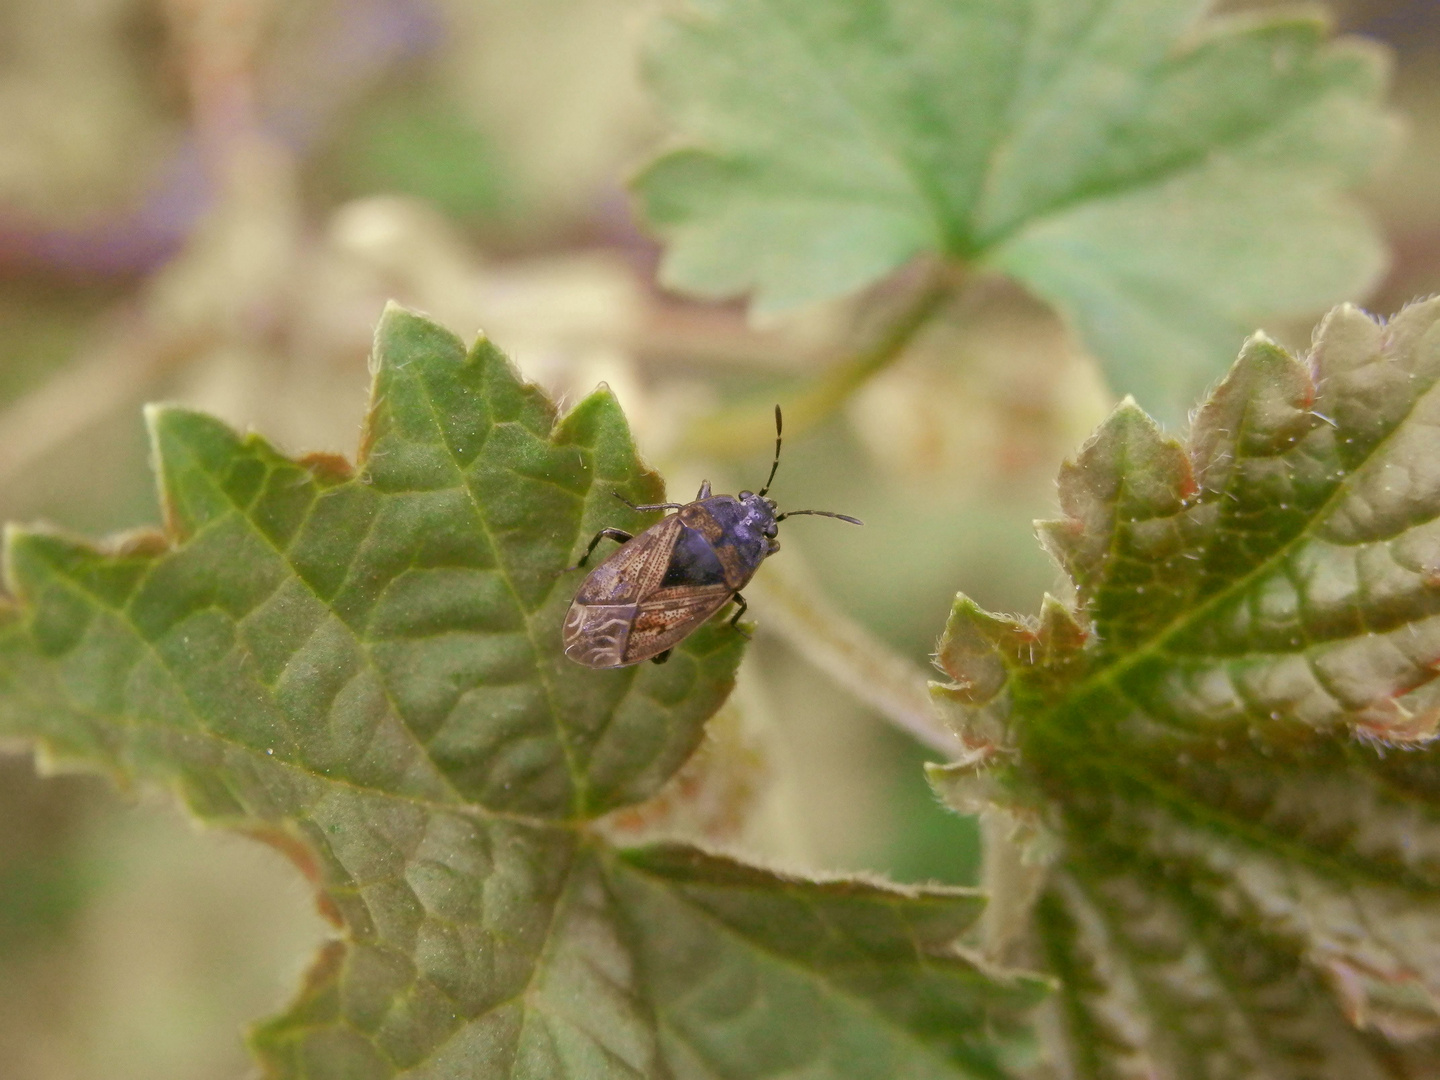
[686,490,780,563]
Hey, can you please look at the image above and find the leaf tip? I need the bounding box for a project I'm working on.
[1238,328,1280,353]
[1075,395,1179,478]
[1385,293,1440,349]
[370,300,465,376]
[925,751,1007,816]
[935,594,1014,703]
[141,400,178,439]
[143,402,219,452]
[571,380,623,418]
[1102,393,1160,432]
[2,520,30,550]
[376,296,418,325]
[1,522,31,599]
[1310,301,1384,376]
[0,524,105,607]
[1038,592,1087,651]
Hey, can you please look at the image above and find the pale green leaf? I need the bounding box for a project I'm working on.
[933,299,1440,1077]
[0,304,1041,1077]
[635,0,1394,421]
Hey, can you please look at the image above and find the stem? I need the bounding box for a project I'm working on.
[678,265,959,458]
[747,553,962,758]
[0,311,214,493]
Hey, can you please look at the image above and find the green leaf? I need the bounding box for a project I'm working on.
[329,83,504,225]
[0,304,1042,1077]
[635,0,1395,421]
[609,845,1044,1078]
[932,299,1440,1077]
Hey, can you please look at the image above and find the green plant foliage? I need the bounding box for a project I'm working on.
[635,0,1395,421]
[0,305,1044,1077]
[327,83,505,225]
[931,299,1440,1077]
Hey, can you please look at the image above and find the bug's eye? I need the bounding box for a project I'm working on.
[764,523,778,538]
[739,490,753,500]
[766,499,777,510]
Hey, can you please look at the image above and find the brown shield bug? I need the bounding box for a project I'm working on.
[562,405,861,668]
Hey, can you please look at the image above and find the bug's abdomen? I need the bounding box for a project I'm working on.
[563,602,637,668]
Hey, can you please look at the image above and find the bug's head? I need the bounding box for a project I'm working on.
[735,489,782,553]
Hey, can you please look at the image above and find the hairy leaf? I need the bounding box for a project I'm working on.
[932,299,1440,1078]
[635,0,1394,421]
[0,304,1043,1078]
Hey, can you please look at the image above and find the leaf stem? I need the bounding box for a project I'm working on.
[678,264,959,458]
[0,311,214,493]
[748,553,962,758]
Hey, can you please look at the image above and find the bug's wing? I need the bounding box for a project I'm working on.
[564,517,683,668]
[563,602,640,668]
[621,583,735,665]
[572,517,681,605]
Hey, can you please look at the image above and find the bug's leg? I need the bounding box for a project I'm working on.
[613,492,685,513]
[650,649,673,665]
[570,528,633,570]
[728,592,751,637]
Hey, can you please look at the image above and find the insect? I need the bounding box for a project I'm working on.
[562,405,861,669]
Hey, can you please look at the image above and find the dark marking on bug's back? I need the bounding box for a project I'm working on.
[661,525,727,589]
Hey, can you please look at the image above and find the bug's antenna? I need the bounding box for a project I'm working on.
[757,404,783,498]
[775,509,864,525]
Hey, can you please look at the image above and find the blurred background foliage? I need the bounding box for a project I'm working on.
[0,0,1436,1076]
